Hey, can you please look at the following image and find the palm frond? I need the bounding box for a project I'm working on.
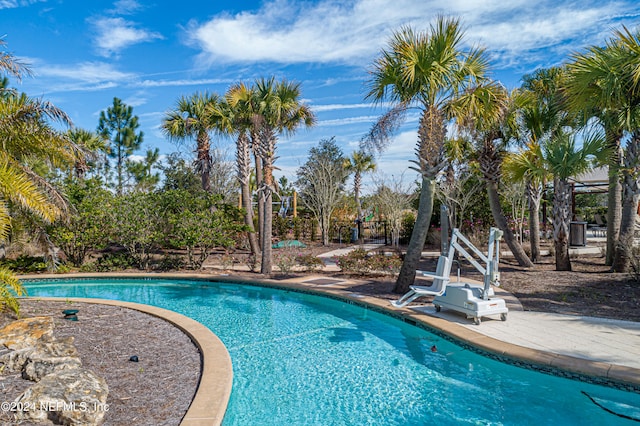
[0,266,26,316]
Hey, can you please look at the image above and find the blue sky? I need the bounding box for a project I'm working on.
[3,0,640,193]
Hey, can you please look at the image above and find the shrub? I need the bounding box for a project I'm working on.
[274,248,298,276]
[0,255,48,273]
[367,252,402,275]
[94,252,137,272]
[336,249,370,275]
[337,249,403,276]
[296,253,325,272]
[155,255,186,271]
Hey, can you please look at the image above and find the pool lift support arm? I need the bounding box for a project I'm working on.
[433,227,508,324]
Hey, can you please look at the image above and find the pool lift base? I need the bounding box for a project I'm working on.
[393,227,508,325]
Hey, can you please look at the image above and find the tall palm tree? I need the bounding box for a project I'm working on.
[511,67,570,262]
[565,38,629,266]
[162,92,221,193]
[343,150,376,222]
[544,131,605,271]
[601,26,640,272]
[365,17,488,293]
[451,80,534,267]
[223,83,261,257]
[251,77,315,273]
[503,142,549,262]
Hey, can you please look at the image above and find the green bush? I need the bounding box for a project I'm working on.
[274,248,298,276]
[337,249,402,276]
[0,255,48,273]
[155,254,185,271]
[91,252,137,272]
[296,253,325,272]
[336,249,370,275]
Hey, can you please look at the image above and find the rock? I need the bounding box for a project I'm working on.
[14,368,109,426]
[0,346,36,373]
[0,336,81,380]
[0,316,55,350]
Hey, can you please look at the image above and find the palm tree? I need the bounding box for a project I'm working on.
[601,26,640,272]
[162,92,221,193]
[343,150,376,222]
[0,55,77,313]
[510,67,570,262]
[67,128,109,181]
[223,83,261,257]
[451,80,534,267]
[544,131,605,270]
[252,78,315,273]
[503,142,549,262]
[565,38,629,266]
[365,17,488,294]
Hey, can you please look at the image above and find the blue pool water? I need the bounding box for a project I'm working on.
[24,278,640,425]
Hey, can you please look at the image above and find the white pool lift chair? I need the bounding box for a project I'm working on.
[391,227,508,325]
[390,255,452,308]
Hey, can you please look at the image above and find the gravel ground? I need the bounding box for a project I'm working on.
[0,300,200,426]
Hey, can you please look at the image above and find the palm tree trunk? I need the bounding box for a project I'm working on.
[486,181,534,267]
[241,180,260,256]
[254,154,264,248]
[196,131,212,193]
[526,180,542,262]
[260,186,273,274]
[553,178,572,271]
[606,132,623,266]
[259,129,276,274]
[394,177,435,294]
[613,131,640,272]
[237,133,259,256]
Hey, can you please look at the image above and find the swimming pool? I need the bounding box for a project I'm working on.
[24,278,640,425]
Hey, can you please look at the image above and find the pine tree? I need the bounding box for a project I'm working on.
[97,97,143,194]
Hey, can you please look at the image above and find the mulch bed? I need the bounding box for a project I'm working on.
[0,300,200,426]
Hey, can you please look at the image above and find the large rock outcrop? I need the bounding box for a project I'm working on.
[0,316,109,425]
[14,368,109,426]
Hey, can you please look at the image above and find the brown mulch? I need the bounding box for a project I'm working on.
[1,241,639,425]
[0,300,200,426]
[330,255,640,322]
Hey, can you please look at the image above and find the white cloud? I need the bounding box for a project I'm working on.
[37,61,134,83]
[123,92,147,107]
[138,78,232,88]
[0,0,44,9]
[109,0,142,15]
[317,115,379,127]
[91,17,163,57]
[312,103,377,112]
[185,0,639,71]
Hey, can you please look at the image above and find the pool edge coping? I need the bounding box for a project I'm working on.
[19,271,640,416]
[22,294,233,426]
